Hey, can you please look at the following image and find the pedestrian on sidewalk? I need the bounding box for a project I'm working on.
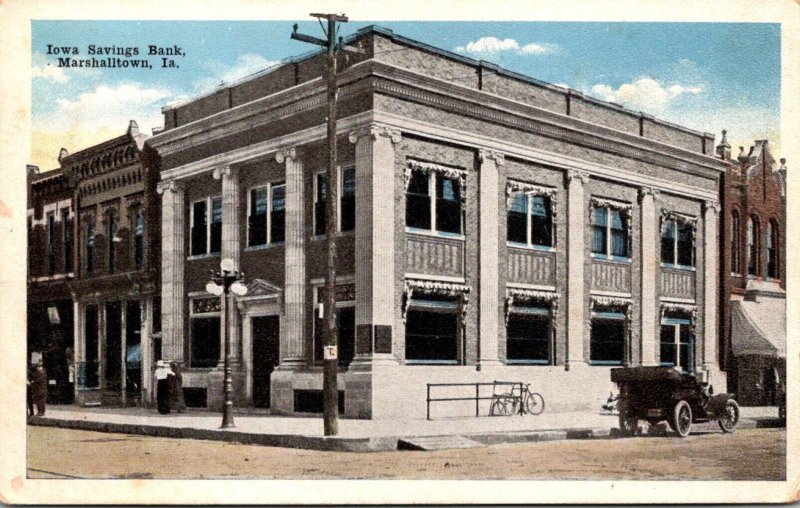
[169,362,187,413]
[31,363,48,416]
[26,365,35,417]
[155,361,172,415]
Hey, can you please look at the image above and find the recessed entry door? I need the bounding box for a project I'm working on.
[252,315,280,408]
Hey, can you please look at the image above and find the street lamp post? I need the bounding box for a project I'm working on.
[206,258,247,429]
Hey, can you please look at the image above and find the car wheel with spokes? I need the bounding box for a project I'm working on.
[672,400,692,438]
[718,399,740,433]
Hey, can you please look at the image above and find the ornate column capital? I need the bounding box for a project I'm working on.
[566,168,590,185]
[212,165,237,180]
[478,149,505,165]
[638,186,660,202]
[156,179,185,195]
[348,123,402,145]
[275,147,298,164]
[703,200,721,215]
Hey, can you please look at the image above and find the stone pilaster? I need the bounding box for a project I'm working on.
[639,187,659,365]
[277,148,306,367]
[213,166,241,363]
[157,180,186,363]
[348,124,401,365]
[140,294,153,406]
[702,200,720,371]
[566,168,590,368]
[477,149,504,367]
[72,299,81,402]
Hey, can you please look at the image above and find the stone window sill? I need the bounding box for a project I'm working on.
[405,228,465,241]
[660,263,696,272]
[244,242,284,252]
[506,242,556,253]
[187,253,220,261]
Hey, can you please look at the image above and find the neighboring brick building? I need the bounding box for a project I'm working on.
[717,133,786,406]
[27,163,76,404]
[59,121,161,407]
[146,25,728,418]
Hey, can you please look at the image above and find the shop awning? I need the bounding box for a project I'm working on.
[731,298,786,358]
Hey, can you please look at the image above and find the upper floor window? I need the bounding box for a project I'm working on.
[406,168,462,236]
[747,216,759,276]
[591,205,628,258]
[507,192,553,248]
[86,221,95,274]
[248,183,286,247]
[660,315,693,373]
[190,197,222,256]
[661,218,694,268]
[61,208,72,273]
[314,166,355,236]
[46,211,56,276]
[766,219,778,279]
[107,215,117,273]
[133,208,144,270]
[731,210,741,273]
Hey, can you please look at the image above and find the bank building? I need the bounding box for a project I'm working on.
[117,26,727,418]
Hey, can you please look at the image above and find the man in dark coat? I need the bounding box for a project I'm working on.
[169,362,187,413]
[27,366,35,417]
[31,364,48,416]
[155,361,171,414]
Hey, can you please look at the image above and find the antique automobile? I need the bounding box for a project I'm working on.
[610,366,740,438]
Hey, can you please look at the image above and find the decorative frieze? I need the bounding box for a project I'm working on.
[504,287,559,325]
[402,278,470,323]
[660,301,698,332]
[192,296,221,314]
[405,159,467,202]
[660,209,698,231]
[590,295,632,318]
[505,180,557,207]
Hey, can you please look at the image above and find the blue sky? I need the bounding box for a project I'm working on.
[31,20,780,169]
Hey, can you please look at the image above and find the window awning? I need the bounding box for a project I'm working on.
[731,298,786,358]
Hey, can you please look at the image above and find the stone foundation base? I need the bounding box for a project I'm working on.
[206,369,248,410]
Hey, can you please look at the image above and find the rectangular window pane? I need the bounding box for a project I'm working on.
[191,317,220,368]
[315,173,327,236]
[507,193,528,244]
[661,220,675,264]
[507,313,550,362]
[660,325,676,366]
[590,318,625,363]
[86,223,94,273]
[108,217,116,273]
[47,213,55,275]
[530,195,552,247]
[62,209,72,272]
[134,210,144,270]
[191,201,207,256]
[338,307,355,367]
[340,167,355,232]
[405,308,458,363]
[210,198,222,253]
[677,223,693,266]
[610,210,627,257]
[679,324,693,372]
[592,207,607,254]
[436,176,462,234]
[406,170,431,230]
[271,184,286,243]
[248,188,267,246]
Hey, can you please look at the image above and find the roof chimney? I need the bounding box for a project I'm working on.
[26,164,40,177]
[716,129,731,160]
[127,119,139,136]
[58,147,69,162]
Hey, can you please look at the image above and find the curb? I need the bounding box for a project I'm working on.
[27,416,783,452]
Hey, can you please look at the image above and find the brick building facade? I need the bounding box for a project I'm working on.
[717,134,786,406]
[27,164,76,404]
[57,121,161,407]
[146,26,728,418]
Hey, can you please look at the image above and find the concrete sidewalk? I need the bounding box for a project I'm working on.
[28,405,782,452]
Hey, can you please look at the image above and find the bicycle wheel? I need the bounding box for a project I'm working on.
[491,395,516,416]
[524,392,545,415]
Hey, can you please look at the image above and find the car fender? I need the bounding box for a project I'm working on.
[706,393,734,415]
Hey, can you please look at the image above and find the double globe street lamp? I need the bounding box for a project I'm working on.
[205,258,247,428]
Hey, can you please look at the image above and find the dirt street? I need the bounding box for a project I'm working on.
[27,426,784,480]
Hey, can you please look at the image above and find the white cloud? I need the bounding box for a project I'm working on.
[455,37,557,56]
[31,82,172,168]
[32,63,68,83]
[194,53,281,92]
[589,77,703,112]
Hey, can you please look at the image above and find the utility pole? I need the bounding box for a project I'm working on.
[291,13,349,436]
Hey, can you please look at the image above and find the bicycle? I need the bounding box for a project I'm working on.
[489,381,545,416]
[514,383,545,415]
